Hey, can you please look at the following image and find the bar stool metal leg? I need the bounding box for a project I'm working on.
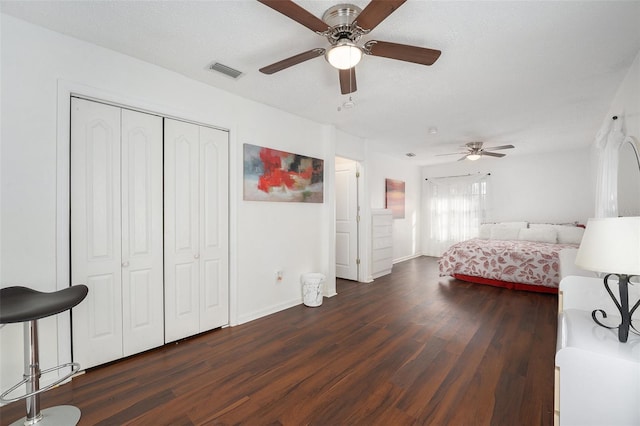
[25,319,43,424]
[6,320,81,426]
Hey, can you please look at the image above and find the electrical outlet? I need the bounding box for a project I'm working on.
[276,270,283,282]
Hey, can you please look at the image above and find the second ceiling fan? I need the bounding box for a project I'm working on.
[258,0,441,95]
[438,142,515,161]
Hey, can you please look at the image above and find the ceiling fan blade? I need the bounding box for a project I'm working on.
[257,0,328,33]
[339,68,357,94]
[483,144,515,151]
[457,155,469,162]
[356,0,407,31]
[436,152,467,157]
[259,48,325,74]
[482,152,506,158]
[365,40,441,66]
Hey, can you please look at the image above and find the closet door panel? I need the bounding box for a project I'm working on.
[121,109,164,355]
[199,126,229,330]
[71,98,123,369]
[174,262,198,315]
[164,118,200,342]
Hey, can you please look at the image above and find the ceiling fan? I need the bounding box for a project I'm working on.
[438,142,515,161]
[257,0,441,95]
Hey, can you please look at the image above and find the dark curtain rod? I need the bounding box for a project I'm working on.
[425,172,491,181]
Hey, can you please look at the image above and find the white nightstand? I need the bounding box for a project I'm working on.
[555,276,640,426]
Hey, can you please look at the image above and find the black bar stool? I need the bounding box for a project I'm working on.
[0,285,88,426]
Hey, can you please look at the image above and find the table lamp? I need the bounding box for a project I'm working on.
[575,216,640,342]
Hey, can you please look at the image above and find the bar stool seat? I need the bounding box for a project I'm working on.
[0,285,88,426]
[0,286,88,324]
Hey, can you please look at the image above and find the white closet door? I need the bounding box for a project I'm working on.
[121,109,164,355]
[164,118,201,342]
[199,126,229,331]
[71,98,123,368]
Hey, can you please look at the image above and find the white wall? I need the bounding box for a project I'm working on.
[368,151,422,264]
[0,15,338,392]
[233,115,334,323]
[420,147,594,251]
[604,49,640,144]
[335,128,366,161]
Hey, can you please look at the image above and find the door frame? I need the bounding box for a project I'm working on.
[334,155,372,284]
[55,80,233,372]
[335,156,360,281]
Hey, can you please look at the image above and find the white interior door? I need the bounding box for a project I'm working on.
[335,157,359,280]
[164,118,201,342]
[71,97,123,368]
[199,126,229,331]
[121,109,164,355]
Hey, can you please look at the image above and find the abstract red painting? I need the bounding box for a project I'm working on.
[243,143,324,203]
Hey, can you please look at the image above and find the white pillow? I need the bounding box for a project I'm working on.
[529,223,556,230]
[499,221,528,229]
[490,227,521,241]
[518,228,557,243]
[557,226,584,244]
[478,224,493,239]
[529,223,585,244]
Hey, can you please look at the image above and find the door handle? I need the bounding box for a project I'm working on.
[122,261,129,267]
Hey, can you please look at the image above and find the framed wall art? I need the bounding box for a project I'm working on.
[243,143,324,203]
[385,178,405,219]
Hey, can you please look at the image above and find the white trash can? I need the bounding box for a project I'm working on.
[301,273,325,307]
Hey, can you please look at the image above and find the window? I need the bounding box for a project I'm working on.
[423,175,488,256]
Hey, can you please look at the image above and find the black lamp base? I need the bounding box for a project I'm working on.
[592,274,640,342]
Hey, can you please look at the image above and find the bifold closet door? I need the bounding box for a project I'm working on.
[71,99,123,368]
[164,119,229,343]
[120,108,164,357]
[198,125,229,332]
[71,97,163,369]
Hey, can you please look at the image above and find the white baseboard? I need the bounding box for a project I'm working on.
[236,297,302,325]
[393,253,423,264]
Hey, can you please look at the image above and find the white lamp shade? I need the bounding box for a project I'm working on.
[575,217,640,275]
[467,154,481,161]
[326,41,362,70]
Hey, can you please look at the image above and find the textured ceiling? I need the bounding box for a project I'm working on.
[2,0,640,165]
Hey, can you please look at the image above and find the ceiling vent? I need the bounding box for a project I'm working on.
[207,62,243,79]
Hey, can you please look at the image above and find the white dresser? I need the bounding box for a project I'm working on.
[555,276,640,426]
[371,209,393,279]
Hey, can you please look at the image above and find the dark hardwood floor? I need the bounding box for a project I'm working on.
[0,256,557,425]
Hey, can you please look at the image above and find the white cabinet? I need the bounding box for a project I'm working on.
[71,98,164,369]
[164,119,229,343]
[555,276,640,426]
[371,209,393,279]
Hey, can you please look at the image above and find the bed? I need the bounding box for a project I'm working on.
[438,223,584,294]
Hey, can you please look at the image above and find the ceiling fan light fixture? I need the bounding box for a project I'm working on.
[326,40,362,70]
[467,154,481,161]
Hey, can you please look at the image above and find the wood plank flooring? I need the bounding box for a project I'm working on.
[0,256,557,425]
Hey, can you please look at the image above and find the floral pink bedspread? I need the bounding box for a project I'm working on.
[439,239,579,288]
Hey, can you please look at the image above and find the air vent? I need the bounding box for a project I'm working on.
[207,62,243,79]
[406,152,416,157]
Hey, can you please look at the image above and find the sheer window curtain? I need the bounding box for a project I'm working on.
[594,116,625,218]
[423,175,489,256]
